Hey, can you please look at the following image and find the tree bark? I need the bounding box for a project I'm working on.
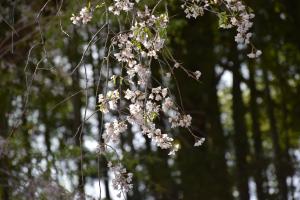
[69,32,86,197]
[232,60,250,200]
[248,63,267,199]
[262,68,288,200]
[0,89,10,200]
[203,65,233,200]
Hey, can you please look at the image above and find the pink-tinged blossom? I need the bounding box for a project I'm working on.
[70,7,92,25]
[181,0,260,58]
[108,162,133,198]
[102,120,127,143]
[108,0,134,15]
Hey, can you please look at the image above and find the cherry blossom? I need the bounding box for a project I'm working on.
[194,137,206,147]
[70,7,92,25]
[70,0,259,196]
[108,162,133,198]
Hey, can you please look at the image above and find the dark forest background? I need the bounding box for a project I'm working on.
[0,0,300,199]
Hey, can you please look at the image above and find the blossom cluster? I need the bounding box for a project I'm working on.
[181,0,261,58]
[181,0,206,19]
[95,10,201,192]
[112,7,168,69]
[98,86,192,154]
[102,120,128,143]
[108,0,134,15]
[98,90,120,113]
[247,49,262,58]
[68,0,258,196]
[108,162,133,198]
[225,1,254,43]
[70,7,92,25]
[94,6,196,195]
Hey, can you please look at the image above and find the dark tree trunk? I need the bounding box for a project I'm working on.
[72,69,86,197]
[262,68,288,200]
[173,14,233,200]
[69,32,86,197]
[0,90,10,200]
[278,69,295,199]
[39,102,52,179]
[203,65,233,200]
[248,63,267,199]
[232,60,250,200]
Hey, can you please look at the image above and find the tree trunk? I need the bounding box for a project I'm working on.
[203,65,232,200]
[0,89,10,200]
[262,68,288,200]
[248,63,267,199]
[232,60,250,200]
[69,32,86,197]
[72,68,86,197]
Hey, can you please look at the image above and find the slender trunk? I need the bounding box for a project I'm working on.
[174,16,232,199]
[203,65,232,200]
[281,98,295,200]
[248,63,267,199]
[38,97,51,178]
[262,68,288,200]
[0,90,10,200]
[44,124,51,177]
[69,32,85,197]
[72,69,86,197]
[17,62,34,198]
[22,111,32,178]
[41,109,56,179]
[278,70,295,199]
[22,106,36,199]
[232,61,250,200]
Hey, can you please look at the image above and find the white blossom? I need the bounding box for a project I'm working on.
[194,70,201,80]
[80,7,92,24]
[102,120,127,143]
[142,126,174,149]
[98,90,120,113]
[108,0,134,15]
[162,97,174,112]
[256,50,262,57]
[194,137,206,146]
[108,162,133,198]
[247,52,256,58]
[181,0,260,57]
[70,7,92,25]
[247,49,262,58]
[70,14,81,25]
[169,113,192,128]
[168,143,180,156]
[149,86,168,101]
[182,2,204,19]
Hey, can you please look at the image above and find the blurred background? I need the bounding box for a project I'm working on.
[0,0,300,199]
